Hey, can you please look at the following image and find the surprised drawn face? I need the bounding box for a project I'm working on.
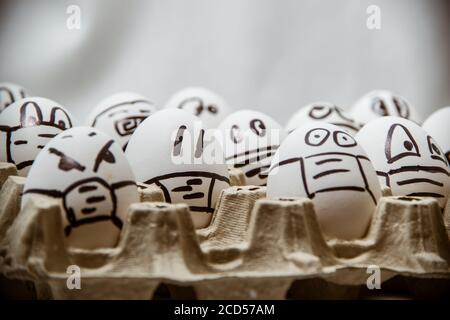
[86,92,157,150]
[0,97,74,176]
[351,90,421,124]
[165,87,231,129]
[356,116,450,208]
[22,127,139,249]
[0,82,27,112]
[218,110,286,186]
[285,102,362,135]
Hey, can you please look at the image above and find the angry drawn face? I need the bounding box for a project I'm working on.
[22,127,139,249]
[126,109,230,228]
[218,110,286,186]
[286,102,362,135]
[356,116,449,208]
[0,82,27,112]
[0,97,74,176]
[86,92,157,150]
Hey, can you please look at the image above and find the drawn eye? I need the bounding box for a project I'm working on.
[93,140,116,172]
[179,97,203,116]
[50,107,72,130]
[393,96,410,119]
[333,106,355,122]
[385,123,420,164]
[309,105,332,119]
[305,128,330,146]
[207,105,218,114]
[333,131,357,147]
[230,124,243,144]
[371,98,389,116]
[20,101,43,127]
[427,135,448,165]
[173,125,187,156]
[250,119,266,137]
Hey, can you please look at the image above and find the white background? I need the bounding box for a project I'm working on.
[1,0,449,125]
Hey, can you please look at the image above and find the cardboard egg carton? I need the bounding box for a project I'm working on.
[0,162,449,300]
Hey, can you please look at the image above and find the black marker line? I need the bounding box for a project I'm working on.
[111,180,136,190]
[81,207,96,215]
[189,206,215,213]
[385,165,449,176]
[187,178,202,185]
[207,178,216,210]
[385,123,420,164]
[269,157,302,173]
[49,147,86,172]
[172,186,193,192]
[315,158,342,165]
[312,169,350,179]
[356,157,377,205]
[315,186,366,193]
[305,152,369,160]
[225,145,279,160]
[23,188,63,197]
[91,99,153,126]
[93,139,115,173]
[15,160,34,170]
[79,185,98,193]
[396,178,443,187]
[145,171,230,185]
[406,192,445,198]
[431,155,448,165]
[13,140,28,145]
[183,192,205,200]
[88,132,96,137]
[376,171,391,187]
[38,133,57,138]
[86,196,106,204]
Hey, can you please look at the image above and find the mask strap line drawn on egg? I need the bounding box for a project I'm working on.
[23,177,136,236]
[0,102,72,170]
[269,152,377,204]
[90,99,153,126]
[144,171,230,214]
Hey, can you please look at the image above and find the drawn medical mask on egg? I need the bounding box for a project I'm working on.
[375,123,449,200]
[0,101,72,172]
[269,127,378,204]
[146,124,230,214]
[89,98,155,150]
[23,133,136,236]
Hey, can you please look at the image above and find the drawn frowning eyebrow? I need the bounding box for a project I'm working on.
[48,148,86,172]
[93,140,116,172]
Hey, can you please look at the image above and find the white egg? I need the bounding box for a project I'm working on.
[285,102,362,135]
[126,109,230,228]
[22,127,139,249]
[267,122,382,240]
[422,106,450,165]
[165,87,231,128]
[356,116,449,208]
[351,90,421,124]
[86,92,157,150]
[0,97,75,176]
[0,82,27,112]
[218,110,286,186]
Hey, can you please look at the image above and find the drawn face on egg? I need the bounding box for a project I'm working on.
[422,106,450,165]
[86,92,157,150]
[22,127,139,248]
[126,109,230,228]
[0,97,74,176]
[285,102,362,135]
[267,122,382,239]
[356,117,450,208]
[351,90,421,124]
[165,87,231,128]
[0,82,27,112]
[218,110,286,186]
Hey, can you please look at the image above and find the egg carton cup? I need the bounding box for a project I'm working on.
[0,162,449,300]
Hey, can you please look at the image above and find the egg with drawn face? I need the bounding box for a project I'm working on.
[285,102,362,135]
[126,109,230,228]
[218,110,286,186]
[165,87,231,128]
[86,92,158,151]
[0,82,27,112]
[0,97,75,176]
[422,106,450,165]
[351,90,421,124]
[356,116,449,208]
[267,122,382,240]
[22,127,139,249]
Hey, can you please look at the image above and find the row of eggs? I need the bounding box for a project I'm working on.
[0,82,449,249]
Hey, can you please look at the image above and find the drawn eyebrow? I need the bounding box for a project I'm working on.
[48,148,86,172]
[93,140,115,172]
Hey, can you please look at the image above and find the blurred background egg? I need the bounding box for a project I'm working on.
[218,109,286,186]
[165,87,231,129]
[356,116,449,208]
[0,82,27,112]
[351,90,422,125]
[126,109,230,228]
[0,97,75,176]
[85,91,158,151]
[285,102,362,135]
[267,122,382,240]
[422,106,450,164]
[22,127,139,249]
